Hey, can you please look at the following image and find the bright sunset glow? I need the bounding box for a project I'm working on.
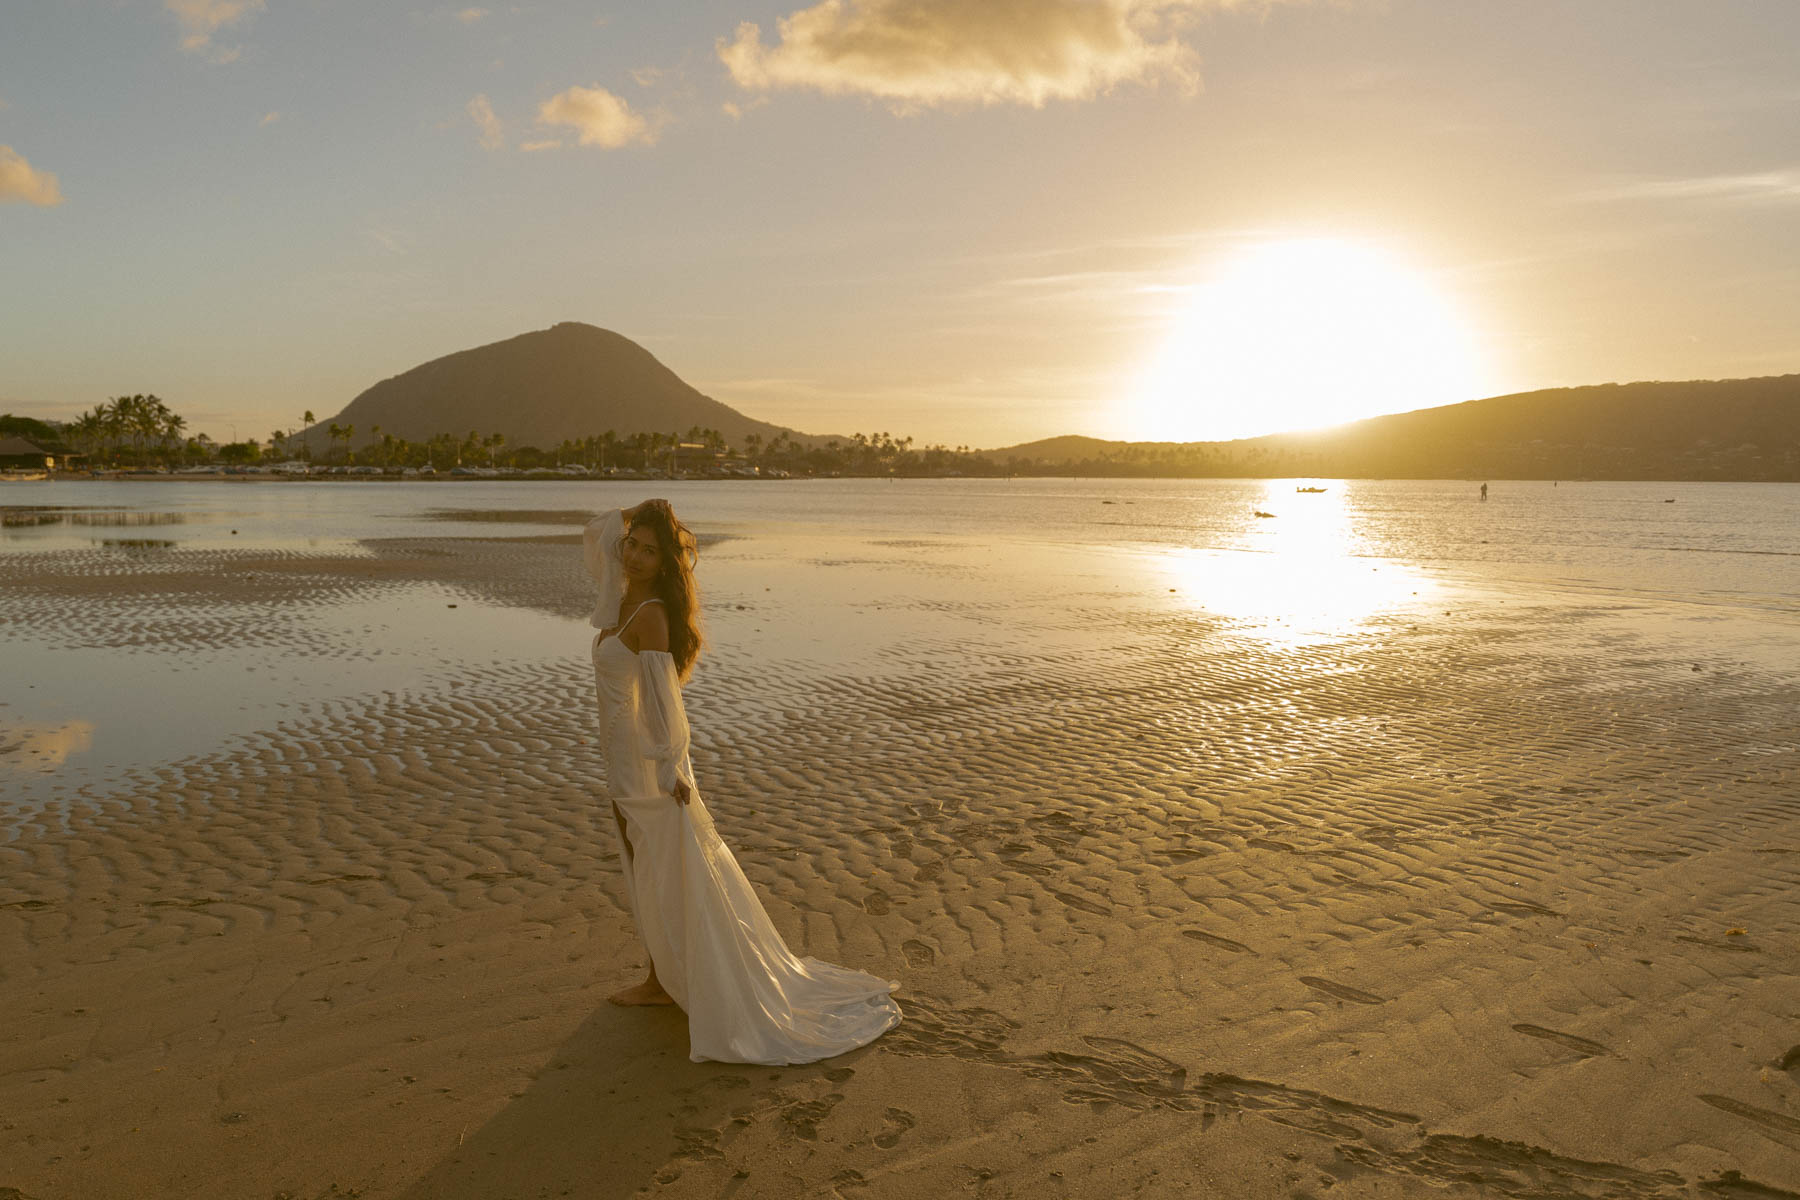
[1152,482,1436,648]
[1127,239,1495,443]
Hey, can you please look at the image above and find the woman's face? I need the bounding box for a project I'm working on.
[621,523,663,584]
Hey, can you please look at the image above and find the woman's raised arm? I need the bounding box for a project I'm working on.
[581,508,627,628]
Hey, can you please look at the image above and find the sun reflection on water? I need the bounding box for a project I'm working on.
[1154,480,1438,647]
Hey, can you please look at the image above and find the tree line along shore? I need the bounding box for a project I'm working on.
[7,370,1799,482]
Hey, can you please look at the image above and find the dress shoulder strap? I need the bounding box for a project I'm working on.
[618,597,664,631]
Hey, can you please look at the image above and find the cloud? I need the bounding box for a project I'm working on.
[519,139,563,152]
[468,93,505,150]
[715,0,1284,108]
[166,0,265,55]
[455,7,490,23]
[0,146,64,206]
[365,228,409,255]
[721,96,771,120]
[1581,169,1800,206]
[259,110,281,126]
[536,85,658,149]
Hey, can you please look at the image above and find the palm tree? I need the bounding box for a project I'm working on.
[342,424,355,465]
[301,410,316,462]
[161,410,186,463]
[131,396,165,462]
[369,424,382,467]
[327,422,343,463]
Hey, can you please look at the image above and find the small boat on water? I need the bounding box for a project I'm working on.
[0,470,49,482]
[1295,486,1327,493]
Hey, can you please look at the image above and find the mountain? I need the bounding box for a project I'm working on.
[985,374,1800,481]
[295,323,794,453]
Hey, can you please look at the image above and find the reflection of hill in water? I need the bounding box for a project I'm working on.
[2,508,189,528]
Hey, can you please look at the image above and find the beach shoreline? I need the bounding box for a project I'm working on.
[2,516,1797,1199]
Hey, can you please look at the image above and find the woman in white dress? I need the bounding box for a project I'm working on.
[584,499,902,1065]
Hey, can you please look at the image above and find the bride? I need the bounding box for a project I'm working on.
[584,498,902,1065]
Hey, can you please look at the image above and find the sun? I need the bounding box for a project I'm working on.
[1125,237,1495,443]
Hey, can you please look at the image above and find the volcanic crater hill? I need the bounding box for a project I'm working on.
[296,323,796,454]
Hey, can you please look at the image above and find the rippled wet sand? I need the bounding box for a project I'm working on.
[1,527,1797,1200]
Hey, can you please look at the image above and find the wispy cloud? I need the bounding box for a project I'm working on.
[536,85,658,149]
[259,110,281,127]
[519,139,562,152]
[365,228,409,256]
[166,0,265,58]
[1579,169,1800,206]
[468,93,505,151]
[454,7,490,23]
[718,0,1291,110]
[0,146,64,206]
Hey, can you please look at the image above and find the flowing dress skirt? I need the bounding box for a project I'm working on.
[611,792,902,1065]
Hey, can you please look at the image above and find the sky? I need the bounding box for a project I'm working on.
[3,0,1798,448]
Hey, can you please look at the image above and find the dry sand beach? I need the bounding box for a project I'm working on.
[2,484,1798,1200]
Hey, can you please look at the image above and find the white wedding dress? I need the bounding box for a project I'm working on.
[584,509,902,1065]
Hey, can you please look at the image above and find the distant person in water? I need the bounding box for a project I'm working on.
[1480,482,1489,500]
[581,498,901,1064]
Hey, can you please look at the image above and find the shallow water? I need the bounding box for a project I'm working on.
[3,477,1794,809]
[4,476,1795,605]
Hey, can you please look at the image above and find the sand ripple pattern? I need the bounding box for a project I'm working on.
[2,535,1797,1198]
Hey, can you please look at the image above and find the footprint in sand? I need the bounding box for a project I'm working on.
[875,1108,916,1149]
[902,939,936,968]
[913,859,943,883]
[1511,1024,1613,1058]
[1299,976,1386,1005]
[1181,929,1253,954]
[781,1094,844,1141]
[861,890,891,916]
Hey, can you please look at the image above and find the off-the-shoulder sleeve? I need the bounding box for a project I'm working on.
[582,509,627,628]
[638,650,696,796]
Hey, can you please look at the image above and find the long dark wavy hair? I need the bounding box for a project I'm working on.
[627,498,703,681]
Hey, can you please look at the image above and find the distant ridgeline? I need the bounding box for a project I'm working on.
[988,375,1800,481]
[13,331,1796,479]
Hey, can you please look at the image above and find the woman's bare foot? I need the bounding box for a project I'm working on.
[608,978,675,1006]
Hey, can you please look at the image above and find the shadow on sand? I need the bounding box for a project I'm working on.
[392,1001,871,1199]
